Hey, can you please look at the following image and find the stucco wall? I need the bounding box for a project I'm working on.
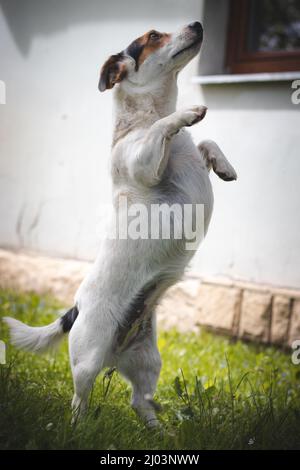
[0,0,299,289]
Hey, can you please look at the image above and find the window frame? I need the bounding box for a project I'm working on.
[226,0,300,74]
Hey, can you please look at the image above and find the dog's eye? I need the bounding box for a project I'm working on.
[149,31,160,41]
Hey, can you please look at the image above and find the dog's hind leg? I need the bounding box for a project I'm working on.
[68,312,114,423]
[116,316,162,428]
[198,139,237,181]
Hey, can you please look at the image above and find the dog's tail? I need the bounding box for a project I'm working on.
[3,306,78,353]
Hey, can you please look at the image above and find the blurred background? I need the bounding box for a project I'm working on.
[0,0,299,291]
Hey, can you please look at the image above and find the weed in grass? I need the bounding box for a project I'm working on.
[0,289,300,449]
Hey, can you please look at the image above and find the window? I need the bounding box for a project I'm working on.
[226,0,300,73]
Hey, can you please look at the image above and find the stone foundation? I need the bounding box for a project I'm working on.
[0,249,299,346]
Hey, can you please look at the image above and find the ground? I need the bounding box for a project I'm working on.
[0,289,300,450]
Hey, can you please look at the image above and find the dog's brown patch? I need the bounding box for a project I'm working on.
[138,31,171,67]
[127,30,171,70]
[99,29,171,91]
[99,53,127,91]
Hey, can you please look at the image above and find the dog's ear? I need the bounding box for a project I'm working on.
[98,53,127,92]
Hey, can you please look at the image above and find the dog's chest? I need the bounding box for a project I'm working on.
[112,130,211,207]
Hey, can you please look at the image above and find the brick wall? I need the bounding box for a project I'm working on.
[0,249,299,347]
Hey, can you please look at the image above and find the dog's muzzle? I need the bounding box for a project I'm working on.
[172,21,203,58]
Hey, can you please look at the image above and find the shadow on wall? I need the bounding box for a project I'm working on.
[0,0,202,55]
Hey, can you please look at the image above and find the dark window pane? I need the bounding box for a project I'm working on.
[248,0,300,52]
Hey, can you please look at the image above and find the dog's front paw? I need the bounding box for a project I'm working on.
[181,105,207,127]
[214,159,237,181]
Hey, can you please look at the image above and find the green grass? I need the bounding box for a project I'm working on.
[0,289,300,450]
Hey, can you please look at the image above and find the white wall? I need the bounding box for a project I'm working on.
[0,0,300,289]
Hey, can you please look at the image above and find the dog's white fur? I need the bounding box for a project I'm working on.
[4,23,236,427]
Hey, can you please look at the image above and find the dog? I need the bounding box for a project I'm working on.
[4,22,237,427]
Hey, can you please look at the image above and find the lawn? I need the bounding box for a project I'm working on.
[0,289,300,450]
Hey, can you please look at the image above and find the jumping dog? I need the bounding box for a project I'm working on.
[4,22,237,427]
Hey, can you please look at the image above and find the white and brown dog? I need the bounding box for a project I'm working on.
[4,22,237,427]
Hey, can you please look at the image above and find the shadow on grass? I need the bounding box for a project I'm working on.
[1,355,300,450]
[1,289,300,450]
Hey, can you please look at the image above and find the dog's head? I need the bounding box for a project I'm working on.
[98,22,203,92]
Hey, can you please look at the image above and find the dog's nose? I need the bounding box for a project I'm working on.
[188,21,203,37]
